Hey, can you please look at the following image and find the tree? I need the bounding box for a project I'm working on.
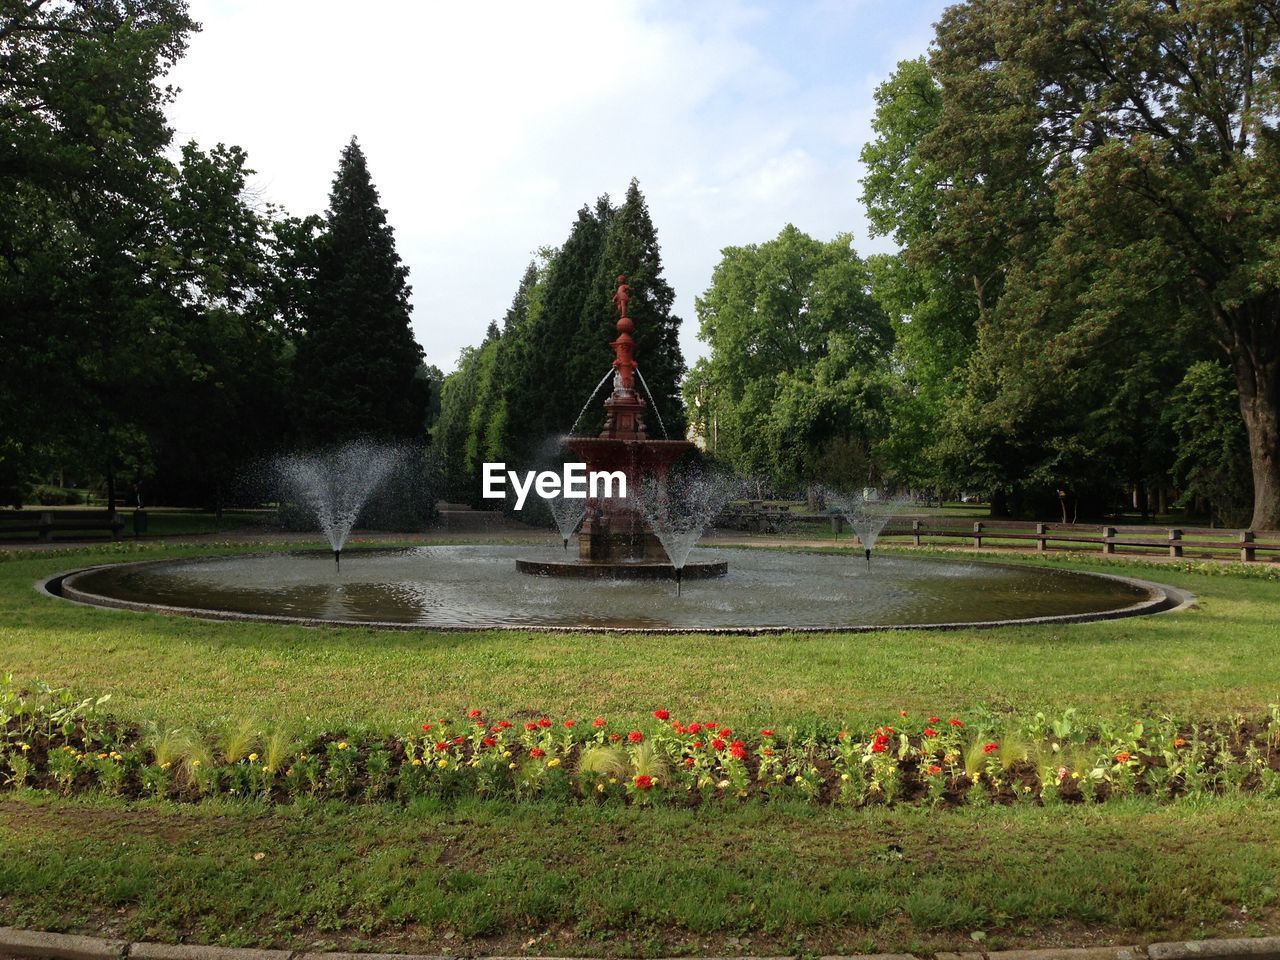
[292,137,428,445]
[690,225,891,486]
[923,0,1280,528]
[859,58,979,493]
[0,0,198,508]
[584,179,687,438]
[1167,361,1253,526]
[498,202,611,465]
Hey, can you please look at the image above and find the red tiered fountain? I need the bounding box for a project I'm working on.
[515,275,728,580]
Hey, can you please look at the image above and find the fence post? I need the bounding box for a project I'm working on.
[1103,526,1116,555]
[1168,528,1183,559]
[1241,530,1256,562]
[973,521,983,549]
[1036,522,1046,552]
[912,519,922,547]
[831,515,843,536]
[39,512,53,542]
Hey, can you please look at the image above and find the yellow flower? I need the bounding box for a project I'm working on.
[436,758,448,768]
[608,777,618,785]
[547,757,561,768]
[192,759,202,768]
[19,742,30,752]
[508,762,517,769]
[337,741,349,751]
[160,762,171,770]
[411,758,422,766]
[841,772,851,781]
[248,753,258,762]
[502,750,512,758]
[596,782,606,793]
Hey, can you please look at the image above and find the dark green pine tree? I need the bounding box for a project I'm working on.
[502,261,538,334]
[292,137,429,445]
[582,178,687,438]
[500,201,611,466]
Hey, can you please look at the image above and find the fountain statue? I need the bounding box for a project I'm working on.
[516,275,727,580]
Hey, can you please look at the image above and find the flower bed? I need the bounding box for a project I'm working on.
[3,680,1279,808]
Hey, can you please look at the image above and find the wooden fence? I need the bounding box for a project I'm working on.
[718,507,1280,562]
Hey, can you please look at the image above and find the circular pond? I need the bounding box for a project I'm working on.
[51,546,1183,633]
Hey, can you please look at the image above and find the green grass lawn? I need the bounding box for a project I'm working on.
[2,539,1279,955]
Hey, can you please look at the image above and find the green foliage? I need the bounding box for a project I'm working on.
[918,0,1280,526]
[1167,362,1253,527]
[291,138,429,445]
[688,224,891,487]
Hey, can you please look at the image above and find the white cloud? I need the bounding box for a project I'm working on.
[166,0,946,371]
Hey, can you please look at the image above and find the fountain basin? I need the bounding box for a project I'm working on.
[45,546,1191,633]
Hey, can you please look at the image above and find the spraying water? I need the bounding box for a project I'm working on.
[542,482,588,551]
[825,488,911,565]
[273,441,406,564]
[635,471,738,594]
[633,367,669,440]
[567,368,616,437]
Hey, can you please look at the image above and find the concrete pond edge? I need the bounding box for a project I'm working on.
[2,929,1278,960]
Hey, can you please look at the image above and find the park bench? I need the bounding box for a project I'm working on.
[0,510,125,541]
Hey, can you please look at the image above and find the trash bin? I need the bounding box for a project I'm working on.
[132,509,148,536]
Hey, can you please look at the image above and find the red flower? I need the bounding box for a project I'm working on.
[718,727,732,737]
[871,740,888,753]
[927,764,942,775]
[421,723,432,732]
[688,722,702,734]
[983,742,999,754]
[653,708,670,721]
[523,721,538,731]
[435,741,448,751]
[762,747,774,756]
[672,723,686,734]
[634,774,654,790]
[1115,751,1131,763]
[482,736,497,748]
[627,730,644,743]
[899,710,908,718]
[498,720,512,729]
[468,708,483,719]
[929,716,940,724]
[684,757,695,767]
[609,733,621,742]
[949,718,964,727]
[712,738,726,751]
[537,717,552,728]
[760,728,775,738]
[692,740,703,749]
[453,736,465,745]
[563,719,576,728]
[730,743,746,760]
[923,728,938,738]
[530,747,546,758]
[593,717,607,728]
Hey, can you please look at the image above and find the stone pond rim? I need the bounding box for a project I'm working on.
[40,548,1195,635]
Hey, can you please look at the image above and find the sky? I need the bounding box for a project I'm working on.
[165,0,950,373]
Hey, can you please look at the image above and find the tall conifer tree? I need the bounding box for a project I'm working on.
[584,179,687,437]
[293,137,428,444]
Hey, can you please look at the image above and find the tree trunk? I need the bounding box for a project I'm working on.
[1229,300,1280,531]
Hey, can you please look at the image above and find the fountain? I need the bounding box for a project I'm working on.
[634,471,738,594]
[45,287,1193,631]
[827,488,911,565]
[273,441,405,565]
[515,275,727,581]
